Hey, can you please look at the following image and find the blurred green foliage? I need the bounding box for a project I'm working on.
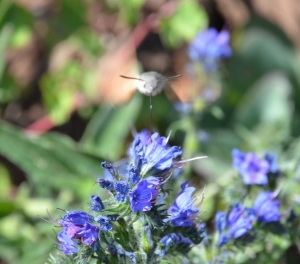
[0,0,300,263]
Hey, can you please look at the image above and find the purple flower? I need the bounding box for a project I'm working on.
[60,211,93,227]
[57,230,78,255]
[253,191,281,223]
[188,28,232,72]
[114,180,130,203]
[128,164,141,186]
[129,130,182,175]
[96,178,114,190]
[101,161,118,178]
[89,195,105,212]
[215,211,227,232]
[168,181,199,227]
[232,149,269,185]
[94,216,113,232]
[217,233,229,247]
[160,233,193,256]
[65,224,82,239]
[264,153,280,175]
[129,177,159,212]
[228,203,255,239]
[78,222,99,246]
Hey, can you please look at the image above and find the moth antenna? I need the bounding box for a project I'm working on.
[161,74,182,82]
[119,75,145,82]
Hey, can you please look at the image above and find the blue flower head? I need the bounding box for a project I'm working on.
[232,149,269,185]
[188,28,232,72]
[78,222,99,246]
[160,233,193,256]
[57,230,78,255]
[227,203,256,239]
[129,177,159,212]
[215,211,227,232]
[96,178,114,190]
[94,216,113,232]
[168,181,199,227]
[253,191,281,223]
[89,195,105,212]
[60,211,93,227]
[129,130,182,176]
[114,180,130,203]
[264,153,280,175]
[128,164,142,186]
[58,211,100,252]
[101,161,118,179]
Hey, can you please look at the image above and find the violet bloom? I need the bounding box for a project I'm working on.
[188,28,232,72]
[129,177,159,212]
[232,149,269,185]
[57,230,78,255]
[168,181,199,227]
[89,195,105,212]
[114,180,130,203]
[128,164,141,186]
[96,178,114,190]
[228,203,255,239]
[160,233,193,256]
[264,153,280,175]
[60,211,93,227]
[253,191,281,223]
[129,130,182,175]
[215,211,227,232]
[78,222,99,246]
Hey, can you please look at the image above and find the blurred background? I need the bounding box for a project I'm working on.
[1,0,300,263]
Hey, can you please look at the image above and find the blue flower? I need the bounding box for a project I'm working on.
[264,153,280,175]
[129,130,182,176]
[227,203,255,239]
[101,161,118,178]
[96,178,114,190]
[168,181,199,227]
[94,216,113,232]
[128,164,141,186]
[129,177,159,212]
[78,222,99,246]
[232,149,269,185]
[217,233,229,247]
[57,230,78,255]
[253,191,281,223]
[89,195,105,212]
[65,224,82,239]
[60,211,93,227]
[188,28,232,72]
[215,211,227,232]
[160,233,193,256]
[114,180,130,203]
[161,233,180,247]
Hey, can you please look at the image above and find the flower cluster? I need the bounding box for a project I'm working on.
[188,28,232,72]
[214,150,283,249]
[215,190,282,247]
[53,130,206,263]
[232,149,280,185]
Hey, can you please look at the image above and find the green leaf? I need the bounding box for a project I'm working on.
[160,0,207,48]
[0,121,103,197]
[81,93,143,160]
